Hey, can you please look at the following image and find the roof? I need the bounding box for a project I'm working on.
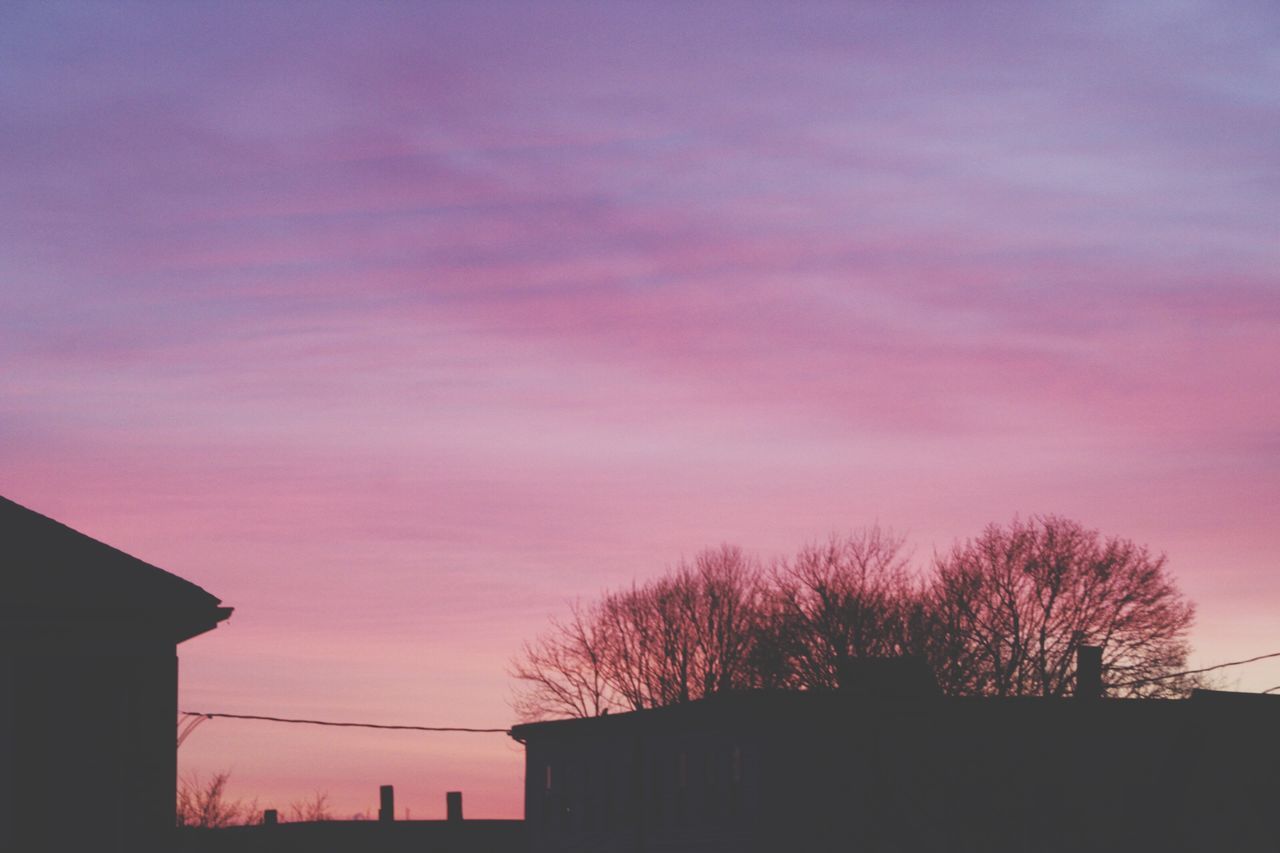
[508,690,915,741]
[1189,688,1280,706]
[0,495,232,642]
[510,677,1280,742]
[511,656,942,741]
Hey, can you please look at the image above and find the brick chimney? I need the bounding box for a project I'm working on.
[1076,645,1102,700]
[379,785,395,822]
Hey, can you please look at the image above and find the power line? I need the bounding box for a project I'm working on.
[184,651,1280,734]
[1109,650,1280,689]
[177,713,211,747]
[181,711,510,734]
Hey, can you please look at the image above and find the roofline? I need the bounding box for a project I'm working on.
[508,687,1279,741]
[0,603,234,643]
[1,495,225,609]
[175,605,234,644]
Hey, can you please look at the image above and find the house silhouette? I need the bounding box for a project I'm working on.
[0,496,231,851]
[510,656,1280,852]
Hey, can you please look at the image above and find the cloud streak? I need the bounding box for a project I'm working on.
[2,0,1278,818]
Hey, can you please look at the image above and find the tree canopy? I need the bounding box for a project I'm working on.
[928,516,1195,698]
[511,516,1196,720]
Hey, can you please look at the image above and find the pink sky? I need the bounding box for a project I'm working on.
[3,1,1278,819]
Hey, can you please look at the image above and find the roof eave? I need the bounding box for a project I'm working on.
[173,605,234,644]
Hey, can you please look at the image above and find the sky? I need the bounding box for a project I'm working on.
[2,0,1278,820]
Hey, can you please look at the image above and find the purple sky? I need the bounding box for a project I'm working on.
[3,1,1278,818]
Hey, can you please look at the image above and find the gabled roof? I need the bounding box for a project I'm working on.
[1,495,232,642]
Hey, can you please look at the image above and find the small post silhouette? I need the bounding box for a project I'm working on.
[447,791,463,822]
[379,785,395,822]
[262,809,278,826]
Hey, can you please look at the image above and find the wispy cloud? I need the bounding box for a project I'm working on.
[2,0,1278,818]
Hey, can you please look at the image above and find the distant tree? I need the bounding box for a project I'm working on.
[288,792,333,822]
[608,544,766,707]
[511,599,614,720]
[512,518,1199,718]
[927,515,1195,698]
[176,772,260,828]
[511,545,767,718]
[760,529,927,689]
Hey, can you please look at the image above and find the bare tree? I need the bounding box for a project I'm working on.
[763,529,927,690]
[635,545,767,705]
[686,545,768,696]
[511,545,767,720]
[928,516,1195,697]
[288,791,333,822]
[512,519,1199,718]
[511,599,616,720]
[176,772,260,828]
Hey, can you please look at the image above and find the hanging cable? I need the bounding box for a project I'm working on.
[1108,650,1280,689]
[177,712,212,747]
[183,651,1280,742]
[179,711,510,734]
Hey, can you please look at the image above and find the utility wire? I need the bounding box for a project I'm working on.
[183,650,1280,736]
[181,711,510,734]
[1108,650,1280,689]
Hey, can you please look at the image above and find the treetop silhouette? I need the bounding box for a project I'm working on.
[511,516,1196,719]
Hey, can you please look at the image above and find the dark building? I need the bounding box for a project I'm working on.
[176,789,523,853]
[0,496,232,851]
[510,658,1279,852]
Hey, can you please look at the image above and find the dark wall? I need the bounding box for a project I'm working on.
[1,623,178,852]
[525,724,767,853]
[522,697,1280,853]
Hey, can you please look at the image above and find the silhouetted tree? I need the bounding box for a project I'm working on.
[927,515,1195,697]
[612,544,766,707]
[760,529,927,689]
[512,518,1198,719]
[511,599,614,720]
[288,791,333,822]
[511,545,767,717]
[176,772,260,828]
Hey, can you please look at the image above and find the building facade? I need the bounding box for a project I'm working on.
[511,665,1279,852]
[0,496,232,852]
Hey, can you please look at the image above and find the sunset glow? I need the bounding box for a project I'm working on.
[3,2,1278,818]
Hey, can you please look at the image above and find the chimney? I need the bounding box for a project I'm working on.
[379,785,395,822]
[446,791,463,822]
[1076,645,1102,700]
[262,809,278,826]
